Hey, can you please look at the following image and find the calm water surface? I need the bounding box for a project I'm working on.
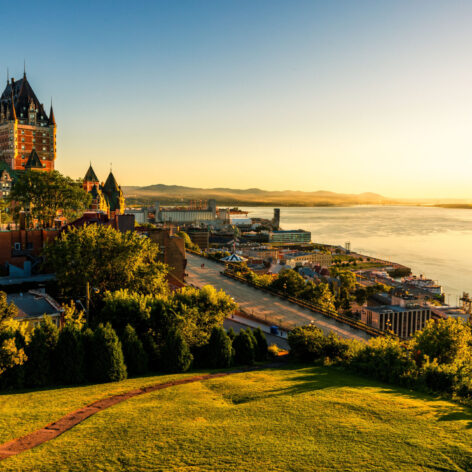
[241,206,472,303]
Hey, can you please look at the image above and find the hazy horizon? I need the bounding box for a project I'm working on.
[4,1,472,199]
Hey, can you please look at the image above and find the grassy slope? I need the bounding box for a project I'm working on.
[2,365,472,472]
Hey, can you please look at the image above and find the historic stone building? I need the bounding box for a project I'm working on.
[83,164,125,218]
[0,72,56,171]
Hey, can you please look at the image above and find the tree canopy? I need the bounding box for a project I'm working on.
[43,225,168,299]
[9,170,91,228]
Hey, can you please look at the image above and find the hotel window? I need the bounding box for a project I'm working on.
[42,147,46,151]
[14,242,21,251]
[21,145,25,150]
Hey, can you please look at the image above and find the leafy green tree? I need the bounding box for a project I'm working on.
[100,290,154,336]
[412,318,472,365]
[9,170,91,228]
[54,325,85,384]
[176,231,200,251]
[25,317,59,387]
[233,330,255,365]
[227,327,236,340]
[0,292,26,379]
[160,329,193,373]
[170,285,237,347]
[89,323,127,383]
[288,325,326,362]
[207,327,233,368]
[120,324,148,376]
[354,287,367,305]
[43,225,168,299]
[252,328,268,361]
[270,269,306,296]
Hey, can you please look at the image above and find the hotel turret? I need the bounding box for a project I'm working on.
[0,72,56,171]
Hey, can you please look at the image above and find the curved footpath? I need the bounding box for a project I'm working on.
[0,366,268,462]
[186,253,371,342]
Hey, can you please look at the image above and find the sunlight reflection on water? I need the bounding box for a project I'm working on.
[241,206,472,303]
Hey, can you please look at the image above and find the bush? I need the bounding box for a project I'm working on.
[412,318,472,365]
[350,336,415,385]
[233,330,255,365]
[25,317,59,387]
[207,327,233,368]
[252,328,268,361]
[89,323,127,383]
[227,327,236,340]
[120,324,148,377]
[54,325,85,385]
[160,329,193,373]
[420,359,458,394]
[288,325,326,362]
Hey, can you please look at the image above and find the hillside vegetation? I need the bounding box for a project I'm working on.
[123,183,394,206]
[2,365,472,471]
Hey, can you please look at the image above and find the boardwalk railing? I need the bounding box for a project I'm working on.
[186,249,388,338]
[222,270,386,338]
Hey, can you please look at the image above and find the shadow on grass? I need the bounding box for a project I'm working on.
[241,363,472,429]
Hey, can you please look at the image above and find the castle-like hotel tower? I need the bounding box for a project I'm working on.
[0,72,56,171]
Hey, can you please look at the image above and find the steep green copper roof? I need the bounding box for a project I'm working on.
[24,149,44,169]
[84,164,99,182]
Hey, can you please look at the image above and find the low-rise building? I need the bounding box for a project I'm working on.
[361,305,431,338]
[269,230,311,244]
[284,251,332,267]
[9,290,63,329]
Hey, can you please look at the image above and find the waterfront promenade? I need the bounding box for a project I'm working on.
[186,253,372,342]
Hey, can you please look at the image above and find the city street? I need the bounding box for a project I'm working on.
[186,253,372,342]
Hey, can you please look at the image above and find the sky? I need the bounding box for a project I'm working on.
[2,0,472,199]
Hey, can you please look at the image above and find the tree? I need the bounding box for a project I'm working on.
[25,317,59,387]
[227,327,236,340]
[120,324,148,376]
[9,170,91,228]
[207,327,233,368]
[412,318,472,365]
[89,323,127,383]
[270,269,306,296]
[100,290,153,336]
[252,328,268,361]
[170,285,237,347]
[288,325,326,362]
[233,330,255,365]
[54,325,85,385]
[160,329,193,373]
[176,231,199,251]
[43,225,169,299]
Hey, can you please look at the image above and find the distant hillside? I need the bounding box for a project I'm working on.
[122,184,395,206]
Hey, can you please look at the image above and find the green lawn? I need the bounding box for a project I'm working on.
[2,365,472,471]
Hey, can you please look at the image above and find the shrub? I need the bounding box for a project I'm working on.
[120,324,148,377]
[227,327,236,340]
[89,323,127,383]
[252,328,268,361]
[412,318,472,365]
[54,325,85,385]
[420,359,458,394]
[25,317,59,387]
[288,325,326,362]
[160,329,193,373]
[350,336,415,385]
[207,327,233,368]
[233,330,255,365]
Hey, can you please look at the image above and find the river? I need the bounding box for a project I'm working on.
[241,206,472,304]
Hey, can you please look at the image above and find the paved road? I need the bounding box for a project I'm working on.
[186,253,371,342]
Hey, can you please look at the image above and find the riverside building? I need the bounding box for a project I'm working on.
[361,305,431,339]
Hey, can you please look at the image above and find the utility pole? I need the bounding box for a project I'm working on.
[86,281,90,322]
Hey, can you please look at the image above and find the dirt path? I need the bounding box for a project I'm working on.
[0,367,264,461]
